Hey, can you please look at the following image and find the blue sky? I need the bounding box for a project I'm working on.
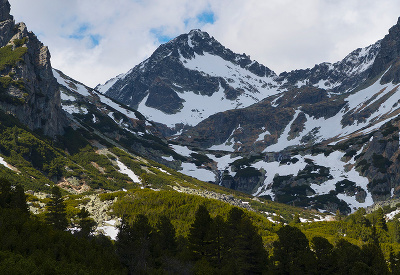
[8,0,400,87]
[68,24,101,48]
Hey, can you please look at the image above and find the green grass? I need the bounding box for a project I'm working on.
[0,45,27,71]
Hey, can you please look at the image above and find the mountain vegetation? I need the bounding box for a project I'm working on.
[3,180,400,274]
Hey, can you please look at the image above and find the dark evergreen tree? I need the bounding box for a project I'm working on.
[333,239,364,274]
[0,178,12,208]
[45,186,68,231]
[10,185,28,213]
[208,215,226,268]
[75,207,96,238]
[223,207,268,274]
[0,178,28,213]
[155,215,177,256]
[188,205,213,260]
[116,215,136,274]
[376,208,388,231]
[361,243,389,275]
[311,236,335,274]
[131,214,153,272]
[272,225,316,274]
[116,214,154,274]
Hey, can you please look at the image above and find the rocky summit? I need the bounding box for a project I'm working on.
[0,0,66,136]
[94,17,400,213]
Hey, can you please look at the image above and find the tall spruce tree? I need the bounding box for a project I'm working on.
[76,207,96,238]
[376,207,388,231]
[222,207,268,274]
[188,205,213,260]
[311,236,335,274]
[0,179,28,213]
[272,225,316,274]
[45,186,68,231]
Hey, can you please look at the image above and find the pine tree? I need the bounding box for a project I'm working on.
[131,214,153,272]
[361,243,389,274]
[311,236,335,274]
[208,215,226,268]
[376,208,388,231]
[0,179,28,213]
[0,178,12,208]
[188,205,213,260]
[155,215,177,256]
[333,239,364,274]
[116,215,136,273]
[45,186,68,231]
[272,225,316,274]
[223,207,268,274]
[76,207,96,238]
[10,185,28,213]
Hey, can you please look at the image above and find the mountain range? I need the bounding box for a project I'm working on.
[92,18,400,213]
[2,0,400,214]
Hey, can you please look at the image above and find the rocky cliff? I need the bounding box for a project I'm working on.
[0,0,66,137]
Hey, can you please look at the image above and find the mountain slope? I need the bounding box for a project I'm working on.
[0,0,66,136]
[98,29,380,136]
[94,17,400,213]
[97,30,281,131]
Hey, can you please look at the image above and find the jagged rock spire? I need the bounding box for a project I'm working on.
[368,16,400,83]
[0,0,12,22]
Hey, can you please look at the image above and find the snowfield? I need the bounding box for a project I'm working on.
[252,151,373,212]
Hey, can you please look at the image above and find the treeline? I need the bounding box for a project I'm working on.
[3,177,400,274]
[116,206,267,274]
[115,205,400,274]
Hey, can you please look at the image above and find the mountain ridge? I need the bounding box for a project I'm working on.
[93,18,400,212]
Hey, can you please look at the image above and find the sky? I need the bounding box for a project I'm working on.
[8,0,400,87]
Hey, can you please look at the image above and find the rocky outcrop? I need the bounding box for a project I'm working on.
[0,0,13,47]
[369,17,400,84]
[172,184,256,211]
[0,0,11,21]
[0,1,66,136]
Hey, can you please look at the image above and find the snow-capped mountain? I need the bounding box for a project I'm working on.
[96,30,281,130]
[97,29,380,134]
[91,18,400,213]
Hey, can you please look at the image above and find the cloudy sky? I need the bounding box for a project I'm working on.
[8,0,400,87]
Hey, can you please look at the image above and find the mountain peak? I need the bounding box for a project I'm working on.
[368,16,400,83]
[188,29,205,35]
[0,0,12,21]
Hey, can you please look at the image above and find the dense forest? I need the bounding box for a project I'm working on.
[2,178,400,274]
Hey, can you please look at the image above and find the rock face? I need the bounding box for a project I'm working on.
[369,17,400,84]
[0,0,11,22]
[99,27,380,138]
[0,0,66,136]
[98,29,280,133]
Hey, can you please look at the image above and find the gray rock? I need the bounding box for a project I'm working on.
[0,6,67,136]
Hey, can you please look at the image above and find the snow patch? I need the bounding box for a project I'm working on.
[0,156,12,171]
[181,162,216,182]
[116,160,141,183]
[97,219,119,240]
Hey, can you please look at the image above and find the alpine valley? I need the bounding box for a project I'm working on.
[4,0,400,273]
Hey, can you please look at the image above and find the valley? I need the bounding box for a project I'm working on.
[2,0,400,273]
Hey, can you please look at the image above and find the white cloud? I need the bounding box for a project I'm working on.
[8,0,400,87]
